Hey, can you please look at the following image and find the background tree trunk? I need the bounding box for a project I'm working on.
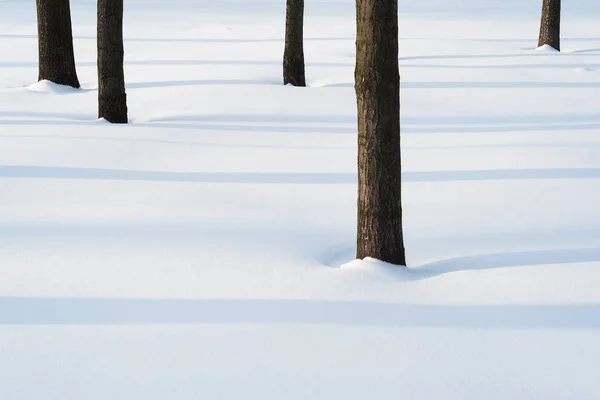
[283,0,306,86]
[538,0,561,51]
[97,0,127,123]
[355,0,406,266]
[36,0,80,88]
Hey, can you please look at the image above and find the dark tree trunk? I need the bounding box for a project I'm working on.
[36,0,80,88]
[355,0,406,266]
[538,0,561,51]
[283,0,306,86]
[97,0,127,123]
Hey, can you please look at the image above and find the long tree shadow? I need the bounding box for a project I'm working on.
[2,112,599,135]
[2,166,600,184]
[400,52,600,61]
[401,63,600,69]
[148,114,354,124]
[0,34,353,43]
[416,247,600,277]
[570,48,600,54]
[322,81,600,89]
[0,120,354,134]
[2,34,597,43]
[0,111,96,120]
[1,297,599,329]
[322,244,600,281]
[126,79,277,89]
[403,168,600,181]
[0,59,351,69]
[0,165,356,184]
[404,123,600,134]
[0,133,352,150]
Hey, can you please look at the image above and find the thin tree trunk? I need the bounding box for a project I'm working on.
[538,0,561,51]
[97,0,127,123]
[283,0,306,86]
[36,0,80,88]
[355,0,406,266]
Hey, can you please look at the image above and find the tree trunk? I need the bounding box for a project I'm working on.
[538,0,561,51]
[283,0,306,86]
[355,0,406,266]
[97,0,127,123]
[36,0,80,88]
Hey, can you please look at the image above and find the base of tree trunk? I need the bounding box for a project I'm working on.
[97,0,128,124]
[283,60,306,87]
[36,0,80,89]
[538,0,561,51]
[98,93,128,124]
[283,0,306,87]
[355,0,406,266]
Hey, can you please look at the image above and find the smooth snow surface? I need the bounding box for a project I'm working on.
[1,0,600,399]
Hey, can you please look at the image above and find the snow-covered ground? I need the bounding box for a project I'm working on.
[1,0,600,398]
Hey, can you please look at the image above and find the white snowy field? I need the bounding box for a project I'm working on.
[1,0,600,398]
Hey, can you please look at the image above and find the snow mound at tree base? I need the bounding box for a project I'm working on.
[535,44,560,52]
[27,80,81,94]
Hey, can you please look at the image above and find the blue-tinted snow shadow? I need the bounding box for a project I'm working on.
[414,247,600,276]
[0,133,352,150]
[4,112,599,135]
[0,166,355,184]
[565,48,600,54]
[0,120,354,134]
[2,34,597,44]
[401,63,600,69]
[0,34,353,43]
[0,111,96,120]
[400,51,600,62]
[2,165,600,184]
[320,240,600,273]
[125,79,279,89]
[148,114,354,124]
[1,121,598,136]
[1,297,599,329]
[0,59,351,69]
[322,81,600,89]
[146,113,600,135]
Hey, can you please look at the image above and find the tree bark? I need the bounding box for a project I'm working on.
[355,0,406,266]
[538,0,561,51]
[97,0,127,123]
[283,0,306,86]
[36,0,80,88]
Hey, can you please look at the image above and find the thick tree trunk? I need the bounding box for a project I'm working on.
[97,0,127,123]
[538,0,561,51]
[355,0,406,266]
[283,0,306,86]
[36,0,80,88]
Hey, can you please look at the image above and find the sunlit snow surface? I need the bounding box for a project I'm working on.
[1,0,600,398]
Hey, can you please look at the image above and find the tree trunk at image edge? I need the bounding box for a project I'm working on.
[355,0,406,266]
[283,0,306,86]
[36,0,80,88]
[538,0,561,51]
[97,0,127,123]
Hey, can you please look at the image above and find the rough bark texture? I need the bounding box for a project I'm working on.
[36,0,80,88]
[97,0,128,123]
[538,0,561,51]
[283,0,306,86]
[355,0,406,266]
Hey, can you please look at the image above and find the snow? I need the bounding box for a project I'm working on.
[535,44,560,52]
[26,79,83,94]
[1,0,600,398]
